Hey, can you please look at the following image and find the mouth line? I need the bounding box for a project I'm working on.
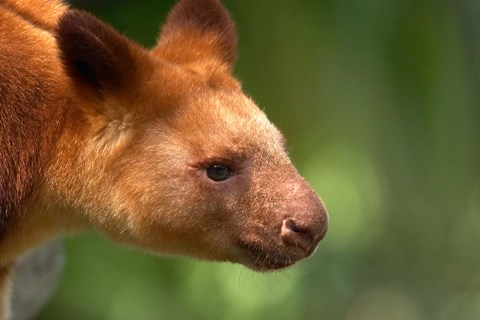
[238,242,298,271]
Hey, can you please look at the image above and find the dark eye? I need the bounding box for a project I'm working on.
[206,164,233,181]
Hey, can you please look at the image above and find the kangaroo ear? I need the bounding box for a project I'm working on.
[152,0,237,71]
[56,10,148,96]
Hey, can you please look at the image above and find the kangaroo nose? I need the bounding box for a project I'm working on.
[280,218,325,256]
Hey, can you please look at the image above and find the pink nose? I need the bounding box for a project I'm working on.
[280,218,325,256]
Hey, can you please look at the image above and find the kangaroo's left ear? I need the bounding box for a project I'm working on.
[152,0,237,72]
[56,10,151,99]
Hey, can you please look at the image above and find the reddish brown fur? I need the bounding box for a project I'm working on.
[0,0,66,30]
[0,0,66,241]
[57,11,150,96]
[155,0,237,68]
[0,0,327,318]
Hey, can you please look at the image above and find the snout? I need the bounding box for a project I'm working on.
[279,185,329,259]
[280,216,327,257]
[233,167,328,272]
[237,193,328,271]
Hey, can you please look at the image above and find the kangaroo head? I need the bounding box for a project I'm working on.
[54,0,328,271]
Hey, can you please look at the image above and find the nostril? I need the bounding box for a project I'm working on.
[280,218,314,250]
[283,218,305,234]
[285,218,301,233]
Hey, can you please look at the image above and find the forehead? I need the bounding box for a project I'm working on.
[185,90,274,134]
[139,61,287,158]
[174,89,287,157]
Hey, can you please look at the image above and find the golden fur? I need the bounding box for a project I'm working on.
[0,0,328,318]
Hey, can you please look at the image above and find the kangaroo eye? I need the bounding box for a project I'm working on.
[206,164,233,181]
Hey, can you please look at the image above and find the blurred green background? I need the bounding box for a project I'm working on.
[38,0,480,319]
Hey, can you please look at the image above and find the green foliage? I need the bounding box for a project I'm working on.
[39,0,480,319]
